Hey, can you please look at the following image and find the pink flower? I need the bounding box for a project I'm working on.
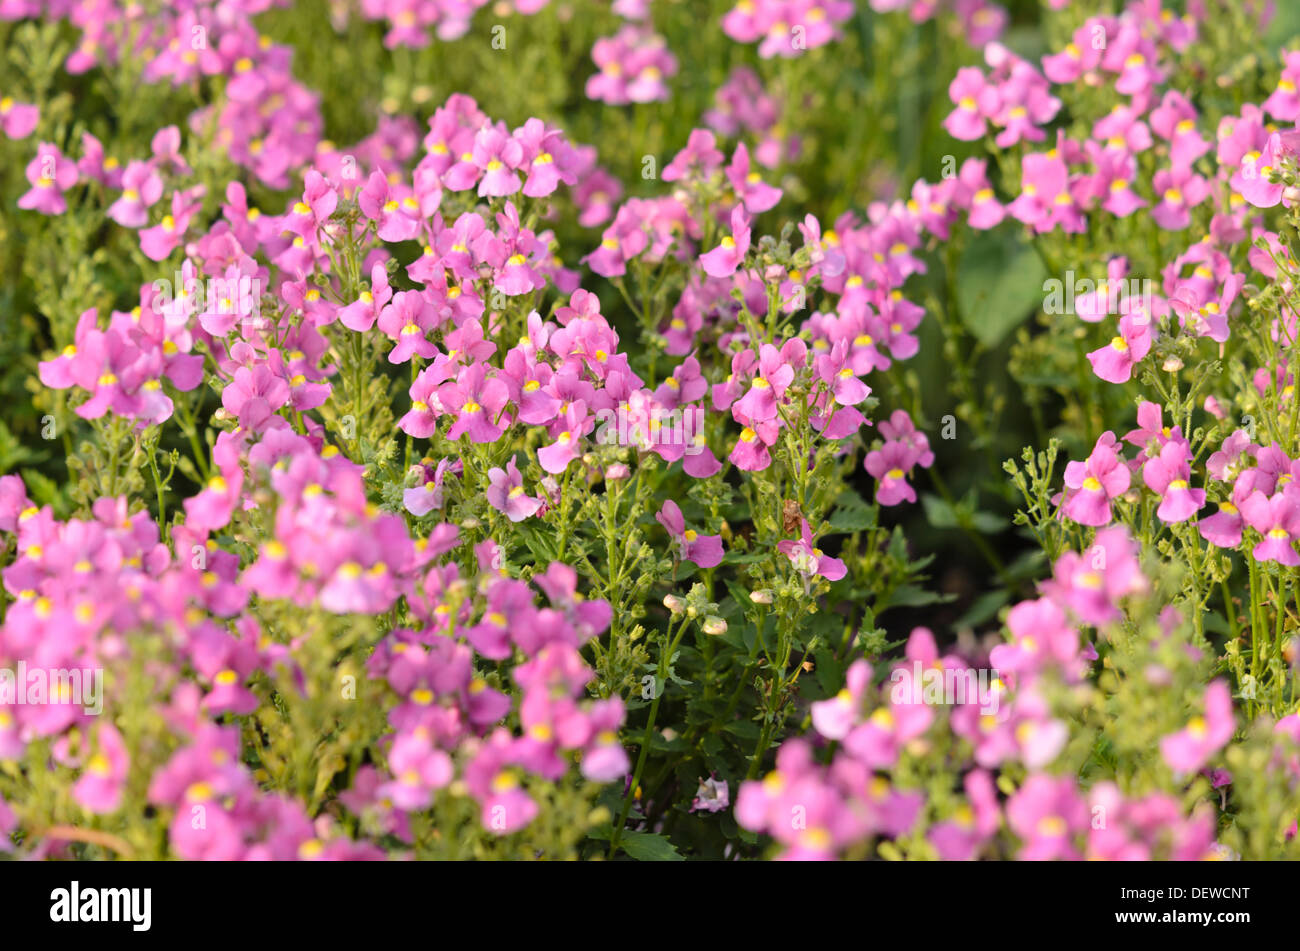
[358,171,421,242]
[699,205,751,278]
[586,26,677,105]
[471,124,524,197]
[929,769,1000,860]
[725,142,781,213]
[1061,432,1130,526]
[690,775,730,813]
[662,129,725,183]
[72,724,129,814]
[990,598,1079,679]
[0,95,38,139]
[487,455,543,522]
[1142,439,1206,524]
[655,500,724,568]
[1263,51,1300,122]
[1042,25,1104,84]
[1237,132,1286,208]
[1086,310,1152,384]
[1160,682,1235,776]
[778,518,846,583]
[1151,164,1209,230]
[339,263,393,332]
[18,142,78,215]
[729,424,773,471]
[378,291,443,364]
[1046,526,1148,626]
[943,67,999,140]
[1239,490,1300,565]
[378,730,454,812]
[537,403,593,474]
[442,364,510,444]
[1006,774,1087,860]
[106,160,164,228]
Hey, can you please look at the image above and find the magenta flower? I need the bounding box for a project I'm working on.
[18,142,78,215]
[810,659,872,741]
[733,343,794,424]
[1239,490,1300,565]
[0,95,38,139]
[943,67,999,140]
[378,291,442,364]
[378,730,453,812]
[1006,774,1087,860]
[339,262,393,333]
[471,124,524,197]
[1237,132,1286,208]
[989,598,1079,680]
[537,403,593,474]
[1141,439,1205,524]
[655,500,724,568]
[690,775,730,813]
[72,723,129,814]
[778,518,846,583]
[586,26,677,105]
[699,205,751,278]
[106,160,164,228]
[1061,432,1130,526]
[1087,310,1152,384]
[358,171,421,242]
[725,142,781,213]
[1160,682,1235,776]
[1151,164,1209,230]
[442,364,510,444]
[487,455,543,522]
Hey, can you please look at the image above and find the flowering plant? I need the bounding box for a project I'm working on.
[1,0,1300,862]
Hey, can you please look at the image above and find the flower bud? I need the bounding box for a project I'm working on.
[750,588,774,604]
[702,616,727,636]
[663,594,684,614]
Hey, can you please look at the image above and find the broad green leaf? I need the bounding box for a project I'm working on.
[956,227,1047,348]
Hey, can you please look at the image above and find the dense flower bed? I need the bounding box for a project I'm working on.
[1,0,1299,860]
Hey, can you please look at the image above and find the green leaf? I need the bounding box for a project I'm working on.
[921,492,958,529]
[828,490,876,532]
[880,584,955,611]
[618,830,685,862]
[19,468,61,509]
[954,588,1011,628]
[955,227,1047,348]
[723,719,761,741]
